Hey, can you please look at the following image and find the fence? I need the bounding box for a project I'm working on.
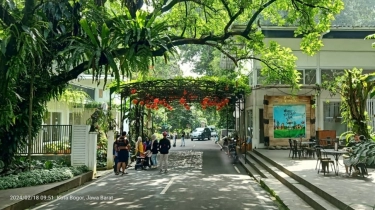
[17,125,72,154]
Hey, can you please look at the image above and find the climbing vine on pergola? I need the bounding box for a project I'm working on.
[110,78,250,138]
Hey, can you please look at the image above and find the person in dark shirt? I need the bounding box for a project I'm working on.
[116,137,129,175]
[158,132,171,173]
[150,134,159,168]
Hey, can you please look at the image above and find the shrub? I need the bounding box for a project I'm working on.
[0,165,89,190]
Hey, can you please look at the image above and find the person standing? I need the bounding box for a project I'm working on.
[180,131,185,147]
[172,131,177,147]
[113,135,120,174]
[150,134,159,168]
[144,137,152,168]
[159,132,171,173]
[116,137,129,175]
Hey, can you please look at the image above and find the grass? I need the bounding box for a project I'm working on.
[260,179,289,210]
[274,129,305,138]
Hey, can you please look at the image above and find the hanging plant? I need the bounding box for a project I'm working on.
[58,87,90,110]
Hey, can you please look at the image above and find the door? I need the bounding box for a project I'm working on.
[259,109,264,143]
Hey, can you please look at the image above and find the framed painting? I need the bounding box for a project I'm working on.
[273,105,306,138]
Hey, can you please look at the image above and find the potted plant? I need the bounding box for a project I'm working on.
[349,140,375,167]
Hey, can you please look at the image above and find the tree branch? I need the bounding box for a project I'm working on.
[152,31,244,56]
[293,0,329,10]
[205,42,238,66]
[220,0,232,17]
[180,1,188,37]
[224,8,244,33]
[162,0,218,13]
[244,0,277,35]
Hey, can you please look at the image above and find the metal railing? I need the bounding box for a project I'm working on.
[17,125,72,154]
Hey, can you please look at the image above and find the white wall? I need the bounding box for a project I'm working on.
[46,101,70,124]
[255,38,375,69]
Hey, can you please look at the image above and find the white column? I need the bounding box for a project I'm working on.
[106,130,114,169]
[88,133,98,178]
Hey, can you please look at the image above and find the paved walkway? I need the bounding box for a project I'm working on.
[256,149,375,210]
[0,141,279,210]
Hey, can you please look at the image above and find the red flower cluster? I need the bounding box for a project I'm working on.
[201,97,229,111]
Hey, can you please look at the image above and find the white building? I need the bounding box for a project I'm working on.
[45,75,120,127]
[236,26,375,148]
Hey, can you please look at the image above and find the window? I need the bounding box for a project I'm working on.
[44,112,61,125]
[42,112,62,142]
[321,69,344,83]
[99,89,103,98]
[257,69,267,85]
[69,113,82,125]
[257,69,316,85]
[323,102,347,135]
[304,69,316,84]
[249,71,254,86]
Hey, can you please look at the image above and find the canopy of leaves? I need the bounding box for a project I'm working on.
[0,0,343,167]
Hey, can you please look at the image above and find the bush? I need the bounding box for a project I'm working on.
[0,165,89,190]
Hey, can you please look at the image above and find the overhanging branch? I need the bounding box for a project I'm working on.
[293,0,329,10]
[244,0,277,35]
[224,7,244,33]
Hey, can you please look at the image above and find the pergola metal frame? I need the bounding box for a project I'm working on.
[109,78,247,160]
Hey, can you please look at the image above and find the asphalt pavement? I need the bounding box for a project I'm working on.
[30,139,279,210]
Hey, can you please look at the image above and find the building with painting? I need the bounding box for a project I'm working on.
[230,1,375,148]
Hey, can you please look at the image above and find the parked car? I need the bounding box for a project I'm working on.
[209,127,218,137]
[190,127,211,141]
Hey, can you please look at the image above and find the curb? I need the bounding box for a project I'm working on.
[1,171,94,210]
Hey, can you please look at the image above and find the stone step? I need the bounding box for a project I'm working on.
[253,150,355,210]
[239,154,315,210]
[247,152,340,210]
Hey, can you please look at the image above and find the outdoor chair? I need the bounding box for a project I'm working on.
[316,148,335,175]
[292,140,302,159]
[350,162,368,178]
[288,139,293,157]
[305,139,316,158]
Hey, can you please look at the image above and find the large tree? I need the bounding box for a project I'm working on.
[0,0,343,168]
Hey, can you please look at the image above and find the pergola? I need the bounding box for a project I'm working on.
[109,78,246,141]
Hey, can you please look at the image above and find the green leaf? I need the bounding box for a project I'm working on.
[100,23,110,48]
[79,19,98,47]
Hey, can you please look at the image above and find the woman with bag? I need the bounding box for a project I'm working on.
[116,137,129,175]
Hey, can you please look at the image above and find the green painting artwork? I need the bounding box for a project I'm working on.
[273,105,306,138]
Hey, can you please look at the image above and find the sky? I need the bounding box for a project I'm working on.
[179,61,200,77]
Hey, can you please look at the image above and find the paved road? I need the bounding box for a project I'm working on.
[31,140,279,210]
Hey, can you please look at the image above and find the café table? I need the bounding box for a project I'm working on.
[321,149,348,175]
[301,142,316,146]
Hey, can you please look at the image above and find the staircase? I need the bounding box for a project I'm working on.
[239,150,354,210]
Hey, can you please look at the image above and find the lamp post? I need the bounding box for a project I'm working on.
[235,90,245,163]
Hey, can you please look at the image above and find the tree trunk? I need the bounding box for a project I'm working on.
[27,67,35,169]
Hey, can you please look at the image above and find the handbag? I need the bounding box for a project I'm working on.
[145,150,152,157]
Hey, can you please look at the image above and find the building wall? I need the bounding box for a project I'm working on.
[256,38,375,69]
[46,101,99,125]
